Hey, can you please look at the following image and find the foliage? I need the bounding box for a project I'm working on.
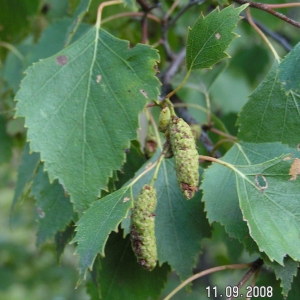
[1,0,300,299]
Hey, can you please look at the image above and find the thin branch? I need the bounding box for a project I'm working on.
[101,12,161,25]
[242,16,292,51]
[266,2,300,9]
[210,127,237,140]
[234,0,300,29]
[163,263,251,300]
[226,258,264,300]
[167,0,206,30]
[246,8,280,62]
[136,0,150,11]
[160,48,186,92]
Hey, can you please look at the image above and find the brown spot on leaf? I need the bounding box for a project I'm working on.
[56,55,68,65]
[289,158,300,180]
[254,174,268,192]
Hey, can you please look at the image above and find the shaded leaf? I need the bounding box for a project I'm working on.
[97,230,170,300]
[31,164,75,246]
[11,143,40,211]
[123,152,211,280]
[263,255,299,297]
[0,0,39,44]
[15,28,160,211]
[186,4,247,70]
[287,269,300,299]
[55,222,76,261]
[115,140,146,189]
[0,115,13,165]
[235,155,300,264]
[72,186,133,280]
[237,44,300,148]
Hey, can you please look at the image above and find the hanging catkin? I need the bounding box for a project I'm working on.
[169,116,199,199]
[130,185,157,271]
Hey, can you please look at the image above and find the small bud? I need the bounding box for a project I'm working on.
[169,116,199,199]
[130,185,157,271]
[158,107,171,133]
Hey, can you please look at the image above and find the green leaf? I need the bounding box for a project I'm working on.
[186,4,247,70]
[202,144,259,254]
[237,44,300,148]
[97,230,170,300]
[31,164,75,246]
[15,28,160,211]
[202,142,300,264]
[235,156,300,264]
[0,115,13,165]
[263,255,299,297]
[72,186,133,279]
[123,152,211,280]
[11,143,40,211]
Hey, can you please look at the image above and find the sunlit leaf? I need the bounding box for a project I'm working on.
[15,28,160,211]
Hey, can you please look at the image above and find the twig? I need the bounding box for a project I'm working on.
[246,8,280,62]
[242,16,292,51]
[210,128,237,140]
[163,262,251,300]
[160,48,186,92]
[101,12,161,25]
[265,2,300,9]
[234,0,300,29]
[136,0,150,11]
[167,0,206,30]
[226,258,264,300]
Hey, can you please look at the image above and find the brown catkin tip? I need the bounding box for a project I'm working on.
[130,185,157,271]
[144,133,157,158]
[169,116,199,199]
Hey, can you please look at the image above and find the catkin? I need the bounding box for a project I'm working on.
[169,116,199,199]
[130,185,157,271]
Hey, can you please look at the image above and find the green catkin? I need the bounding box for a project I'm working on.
[130,185,157,271]
[169,116,199,199]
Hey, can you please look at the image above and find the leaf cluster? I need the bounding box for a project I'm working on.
[1,0,300,299]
